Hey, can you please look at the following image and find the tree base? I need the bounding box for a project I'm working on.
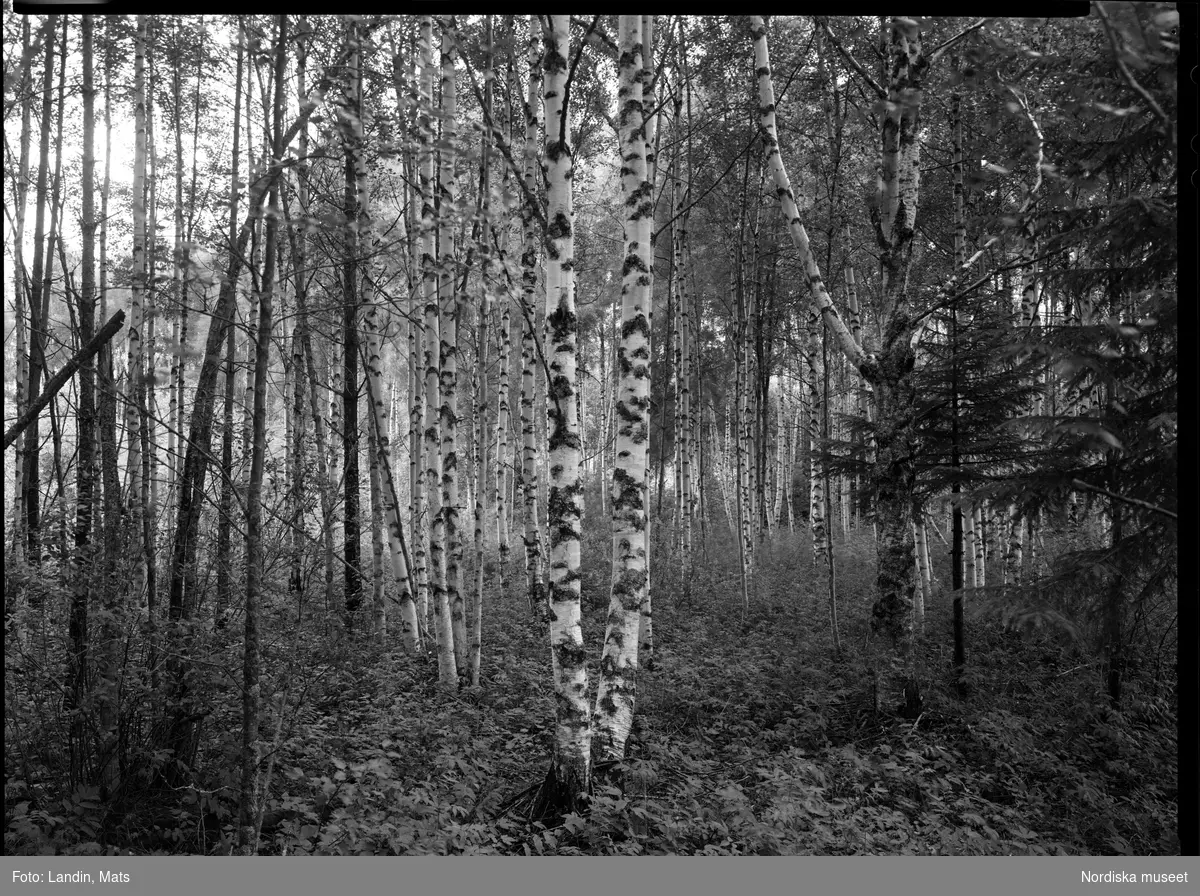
[897,679,923,720]
[528,761,590,826]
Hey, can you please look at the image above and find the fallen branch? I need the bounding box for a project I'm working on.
[4,309,125,451]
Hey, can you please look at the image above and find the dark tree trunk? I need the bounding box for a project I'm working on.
[23,16,59,565]
[342,20,363,621]
[239,16,287,852]
[1103,499,1124,708]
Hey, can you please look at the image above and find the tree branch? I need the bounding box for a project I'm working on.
[5,310,125,451]
[928,18,992,64]
[1071,478,1177,522]
[458,44,550,240]
[1093,2,1175,162]
[815,16,885,99]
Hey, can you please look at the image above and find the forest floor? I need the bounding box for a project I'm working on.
[8,525,1178,856]
[226,524,1179,856]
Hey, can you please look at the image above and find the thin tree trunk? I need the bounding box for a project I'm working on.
[70,13,99,789]
[1103,499,1123,708]
[806,304,827,563]
[418,16,456,686]
[21,15,58,567]
[168,32,353,763]
[95,340,124,795]
[822,321,840,653]
[368,411,387,642]
[469,15,496,688]
[519,16,547,620]
[438,22,468,681]
[146,28,161,552]
[239,15,286,853]
[169,17,188,497]
[913,512,931,626]
[950,55,967,680]
[288,326,305,602]
[127,15,148,619]
[361,211,421,652]
[216,19,244,629]
[94,18,122,787]
[8,17,33,575]
[494,180,514,603]
[972,503,986,587]
[340,18,364,623]
[964,501,978,588]
[671,53,694,601]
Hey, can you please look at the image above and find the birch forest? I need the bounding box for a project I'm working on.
[3,10,1186,857]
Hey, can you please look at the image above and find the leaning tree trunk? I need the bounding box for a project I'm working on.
[751,16,927,717]
[361,166,421,652]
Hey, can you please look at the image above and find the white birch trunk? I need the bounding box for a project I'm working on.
[519,16,547,619]
[543,14,590,799]
[438,21,467,682]
[595,15,653,763]
[964,501,978,588]
[421,16,455,685]
[972,502,986,588]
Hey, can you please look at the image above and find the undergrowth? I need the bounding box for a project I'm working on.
[5,522,1179,855]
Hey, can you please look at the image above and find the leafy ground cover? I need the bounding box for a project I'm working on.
[5,523,1178,856]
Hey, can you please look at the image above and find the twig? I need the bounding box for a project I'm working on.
[1093,2,1175,163]
[815,17,884,99]
[1070,478,1176,521]
[1056,663,1093,677]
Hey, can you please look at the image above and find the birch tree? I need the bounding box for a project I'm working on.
[751,15,928,715]
[416,16,457,685]
[539,12,590,809]
[519,15,548,620]
[127,15,149,606]
[593,14,653,764]
[438,19,467,681]
[340,17,365,623]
